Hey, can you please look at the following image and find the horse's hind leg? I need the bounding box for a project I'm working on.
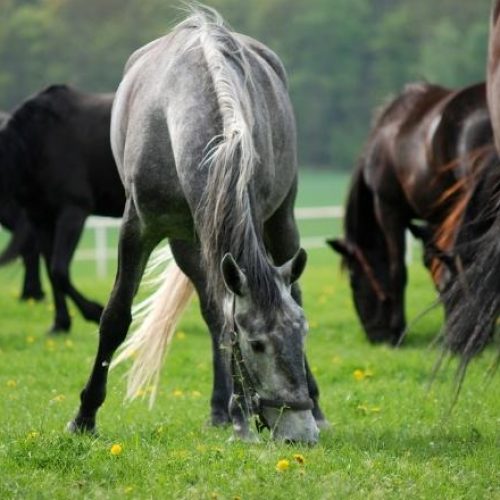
[20,238,44,301]
[170,239,231,426]
[264,183,328,427]
[51,205,103,325]
[69,201,157,433]
[36,227,72,332]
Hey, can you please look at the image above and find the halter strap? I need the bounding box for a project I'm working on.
[228,296,314,414]
[350,244,388,302]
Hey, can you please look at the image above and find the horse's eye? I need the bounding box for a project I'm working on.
[250,340,266,354]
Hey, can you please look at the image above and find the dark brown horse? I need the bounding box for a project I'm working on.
[329,81,492,345]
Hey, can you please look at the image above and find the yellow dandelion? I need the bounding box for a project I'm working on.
[26,431,39,440]
[45,339,56,350]
[293,453,305,465]
[353,369,365,381]
[370,406,381,413]
[124,486,134,494]
[191,390,202,398]
[110,443,123,456]
[173,389,184,397]
[276,459,290,472]
[50,394,66,403]
[26,336,36,344]
[64,339,73,348]
[6,379,17,388]
[176,331,187,340]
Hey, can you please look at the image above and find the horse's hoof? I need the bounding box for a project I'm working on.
[47,325,70,336]
[316,418,332,430]
[66,417,96,435]
[228,432,260,443]
[210,412,231,427]
[20,292,45,302]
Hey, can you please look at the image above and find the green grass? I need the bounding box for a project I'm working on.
[0,170,498,498]
[0,247,498,499]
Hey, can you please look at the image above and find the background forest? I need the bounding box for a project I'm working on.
[0,0,492,168]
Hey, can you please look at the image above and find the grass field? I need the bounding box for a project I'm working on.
[0,170,499,499]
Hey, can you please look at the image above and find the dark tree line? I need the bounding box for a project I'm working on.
[0,0,492,167]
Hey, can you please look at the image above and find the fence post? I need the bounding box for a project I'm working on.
[95,224,108,278]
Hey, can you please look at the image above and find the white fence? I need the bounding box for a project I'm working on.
[79,206,344,278]
[75,205,414,277]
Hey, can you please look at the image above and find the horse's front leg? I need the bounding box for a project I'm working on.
[374,197,408,344]
[51,205,103,325]
[170,239,232,426]
[69,201,155,433]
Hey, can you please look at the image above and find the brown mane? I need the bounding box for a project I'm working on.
[430,146,494,283]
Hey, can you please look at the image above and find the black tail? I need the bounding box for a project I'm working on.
[0,212,33,266]
[442,163,500,377]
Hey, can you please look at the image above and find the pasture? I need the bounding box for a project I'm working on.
[0,170,498,499]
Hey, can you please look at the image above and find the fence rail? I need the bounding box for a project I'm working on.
[78,206,344,277]
[1,206,415,278]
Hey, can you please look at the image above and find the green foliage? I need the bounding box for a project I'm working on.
[0,0,493,166]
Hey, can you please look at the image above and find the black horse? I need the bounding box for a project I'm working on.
[0,85,125,332]
[0,110,44,301]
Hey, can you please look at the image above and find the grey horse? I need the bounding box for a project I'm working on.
[69,7,325,444]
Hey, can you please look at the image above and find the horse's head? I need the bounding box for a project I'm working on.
[327,238,403,344]
[221,248,319,444]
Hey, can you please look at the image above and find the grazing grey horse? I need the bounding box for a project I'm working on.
[69,7,325,443]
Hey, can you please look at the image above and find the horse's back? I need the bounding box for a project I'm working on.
[13,85,122,216]
[112,22,296,235]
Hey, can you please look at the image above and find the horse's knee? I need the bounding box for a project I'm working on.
[51,265,70,292]
[99,306,132,351]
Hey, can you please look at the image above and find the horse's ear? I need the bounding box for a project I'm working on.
[327,238,353,258]
[221,253,248,296]
[279,248,307,284]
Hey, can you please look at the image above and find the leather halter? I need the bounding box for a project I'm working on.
[227,296,314,414]
[349,244,388,303]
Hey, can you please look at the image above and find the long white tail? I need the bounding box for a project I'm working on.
[111,244,194,407]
